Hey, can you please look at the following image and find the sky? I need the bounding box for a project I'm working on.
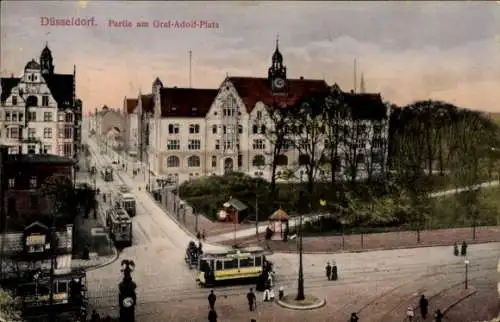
[1,1,499,115]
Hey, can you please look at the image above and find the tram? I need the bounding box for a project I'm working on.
[197,246,271,287]
[185,241,201,269]
[115,191,136,217]
[101,167,113,182]
[106,207,133,247]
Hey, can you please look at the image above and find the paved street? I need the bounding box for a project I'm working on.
[83,131,499,321]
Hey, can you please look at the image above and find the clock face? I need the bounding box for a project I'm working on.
[273,78,285,89]
[122,297,134,308]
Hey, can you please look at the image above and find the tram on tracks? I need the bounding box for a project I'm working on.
[115,190,136,217]
[106,207,133,247]
[196,246,272,287]
[101,166,113,182]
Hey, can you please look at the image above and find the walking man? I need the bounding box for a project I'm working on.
[419,295,429,319]
[461,240,468,256]
[350,312,359,322]
[247,288,256,311]
[208,290,216,310]
[453,241,459,256]
[434,309,444,322]
[325,262,332,280]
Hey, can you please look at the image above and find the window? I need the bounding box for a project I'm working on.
[166,155,180,167]
[187,155,201,167]
[44,112,53,122]
[64,126,72,139]
[28,144,37,154]
[58,113,64,122]
[256,111,263,120]
[65,113,73,122]
[298,154,310,166]
[11,113,18,122]
[167,140,180,150]
[168,124,179,134]
[252,155,266,167]
[223,140,233,150]
[8,178,15,188]
[215,140,220,150]
[12,96,17,105]
[212,125,217,134]
[63,143,72,157]
[211,156,217,168]
[252,125,258,134]
[188,139,201,150]
[43,128,52,138]
[189,124,200,134]
[28,111,36,121]
[43,145,51,154]
[223,126,227,134]
[238,125,243,134]
[276,154,288,166]
[29,176,37,189]
[7,128,19,139]
[252,139,265,150]
[261,125,266,134]
[42,95,49,106]
[28,128,36,138]
[19,113,24,122]
[238,154,243,167]
[5,112,11,121]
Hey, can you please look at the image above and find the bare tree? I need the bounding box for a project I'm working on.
[341,119,368,184]
[290,93,327,205]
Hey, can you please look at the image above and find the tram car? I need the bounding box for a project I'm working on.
[101,167,113,182]
[185,241,201,269]
[196,246,272,287]
[115,191,137,217]
[106,207,133,247]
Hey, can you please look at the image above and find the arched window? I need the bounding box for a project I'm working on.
[252,125,258,134]
[260,125,266,134]
[238,125,243,134]
[252,155,265,167]
[26,95,38,107]
[187,155,201,168]
[276,154,288,166]
[166,155,180,168]
[298,154,310,166]
[212,125,217,134]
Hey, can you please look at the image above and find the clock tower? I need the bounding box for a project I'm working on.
[268,35,287,95]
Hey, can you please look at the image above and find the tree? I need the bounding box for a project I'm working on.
[42,175,79,226]
[290,93,327,206]
[264,103,291,198]
[0,289,21,321]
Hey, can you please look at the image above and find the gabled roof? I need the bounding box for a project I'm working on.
[227,77,329,113]
[159,87,218,118]
[141,94,154,114]
[0,76,21,103]
[125,98,138,114]
[42,73,74,109]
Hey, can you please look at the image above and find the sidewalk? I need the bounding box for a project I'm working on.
[219,226,500,253]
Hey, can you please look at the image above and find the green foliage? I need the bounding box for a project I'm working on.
[0,289,21,321]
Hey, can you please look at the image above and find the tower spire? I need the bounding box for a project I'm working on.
[276,33,280,50]
[188,50,192,88]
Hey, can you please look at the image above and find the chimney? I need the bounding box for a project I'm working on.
[10,73,14,78]
[300,76,304,80]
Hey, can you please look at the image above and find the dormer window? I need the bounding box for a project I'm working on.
[189,124,200,134]
[256,111,263,120]
[12,96,17,105]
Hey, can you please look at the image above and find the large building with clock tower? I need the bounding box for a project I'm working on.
[0,44,82,158]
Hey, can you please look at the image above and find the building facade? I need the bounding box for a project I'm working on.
[0,45,82,158]
[121,41,390,184]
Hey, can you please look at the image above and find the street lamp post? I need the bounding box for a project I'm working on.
[464,259,470,289]
[296,214,305,301]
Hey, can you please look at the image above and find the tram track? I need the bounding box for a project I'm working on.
[87,258,494,308]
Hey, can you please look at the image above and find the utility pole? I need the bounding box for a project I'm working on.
[48,211,57,321]
[255,191,259,239]
[296,214,305,301]
[188,50,192,88]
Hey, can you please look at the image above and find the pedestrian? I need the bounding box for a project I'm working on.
[406,305,414,321]
[350,312,359,322]
[208,289,216,310]
[419,295,429,319]
[434,309,443,322]
[263,287,270,302]
[197,231,201,240]
[202,230,206,241]
[247,288,256,311]
[325,262,332,280]
[278,286,284,300]
[208,308,218,322]
[453,241,459,256]
[91,310,100,322]
[461,240,467,256]
[198,241,203,254]
[331,260,338,281]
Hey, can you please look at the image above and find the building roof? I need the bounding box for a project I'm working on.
[159,87,218,118]
[125,98,138,114]
[0,76,21,103]
[228,76,329,113]
[141,94,154,114]
[42,73,74,109]
[4,153,75,165]
[223,198,248,211]
[0,229,72,256]
[25,59,40,70]
[340,91,387,120]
